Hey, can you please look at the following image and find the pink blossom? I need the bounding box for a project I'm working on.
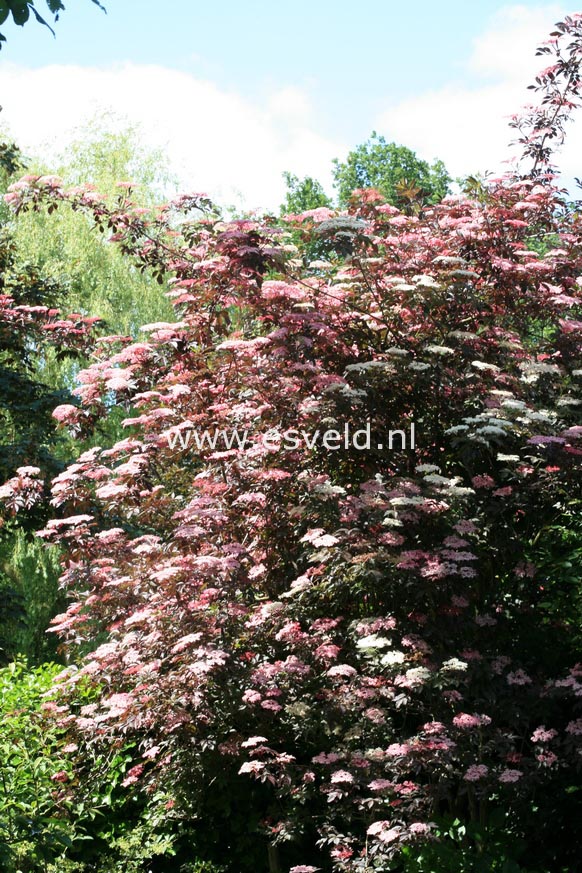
[363,707,386,724]
[142,745,161,759]
[461,649,483,661]
[121,763,145,787]
[314,644,341,661]
[16,465,41,477]
[499,769,523,783]
[331,846,353,861]
[239,761,266,775]
[475,613,497,627]
[536,751,558,766]
[312,752,342,765]
[446,551,478,561]
[451,595,469,608]
[327,664,357,679]
[464,764,489,781]
[385,743,410,757]
[105,374,134,392]
[453,713,491,729]
[367,821,400,843]
[368,779,393,792]
[95,482,129,500]
[275,621,305,643]
[394,780,418,795]
[330,770,354,784]
[507,669,532,686]
[531,726,558,743]
[310,618,342,633]
[379,827,402,843]
[454,520,477,534]
[472,475,495,488]
[409,822,431,836]
[423,721,447,735]
[241,736,269,748]
[355,616,396,634]
[459,567,477,578]
[444,536,469,548]
[565,718,582,736]
[50,770,69,783]
[379,531,405,546]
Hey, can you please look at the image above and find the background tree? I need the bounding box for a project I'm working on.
[14,116,177,339]
[332,131,450,209]
[280,171,332,215]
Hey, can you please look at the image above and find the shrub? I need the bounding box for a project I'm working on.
[3,15,582,873]
[0,659,78,871]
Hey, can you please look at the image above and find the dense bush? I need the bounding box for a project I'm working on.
[2,14,582,873]
[0,659,226,872]
[0,659,79,870]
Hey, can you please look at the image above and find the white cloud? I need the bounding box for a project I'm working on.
[1,5,581,208]
[0,61,342,211]
[375,4,582,184]
[468,4,564,80]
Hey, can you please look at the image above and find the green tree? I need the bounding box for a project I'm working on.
[0,531,61,662]
[332,131,450,208]
[13,117,177,338]
[280,171,332,215]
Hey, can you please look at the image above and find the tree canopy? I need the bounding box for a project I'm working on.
[332,132,451,209]
[280,171,332,215]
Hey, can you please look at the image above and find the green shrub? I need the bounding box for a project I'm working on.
[0,659,78,872]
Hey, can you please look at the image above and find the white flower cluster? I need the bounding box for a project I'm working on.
[519,361,563,384]
[441,658,469,672]
[344,361,396,378]
[424,345,456,356]
[447,409,514,446]
[413,274,441,289]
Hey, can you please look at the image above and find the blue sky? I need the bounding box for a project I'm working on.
[0,1,577,208]
[2,0,513,137]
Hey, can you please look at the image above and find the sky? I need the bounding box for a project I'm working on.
[0,1,579,210]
